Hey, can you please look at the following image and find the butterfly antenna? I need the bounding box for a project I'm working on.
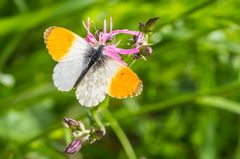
[91,21,102,37]
[110,17,113,32]
[82,17,91,32]
[104,19,107,33]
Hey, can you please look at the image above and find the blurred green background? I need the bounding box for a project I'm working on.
[1,0,240,158]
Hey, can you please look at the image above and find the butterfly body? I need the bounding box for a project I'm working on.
[44,26,142,107]
[74,45,105,87]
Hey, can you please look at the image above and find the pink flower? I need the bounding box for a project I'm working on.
[82,17,150,65]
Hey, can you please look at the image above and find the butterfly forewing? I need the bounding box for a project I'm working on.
[105,58,143,99]
[44,27,92,91]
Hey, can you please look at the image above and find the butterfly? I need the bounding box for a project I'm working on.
[43,26,143,107]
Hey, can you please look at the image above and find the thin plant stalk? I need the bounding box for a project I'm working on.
[101,108,137,159]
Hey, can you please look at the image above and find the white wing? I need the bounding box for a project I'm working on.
[52,35,91,91]
[75,61,108,107]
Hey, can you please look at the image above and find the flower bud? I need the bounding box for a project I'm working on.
[88,129,105,144]
[92,129,105,140]
[134,45,152,60]
[77,120,85,131]
[64,117,86,131]
[64,117,79,129]
[139,45,152,56]
[65,139,82,154]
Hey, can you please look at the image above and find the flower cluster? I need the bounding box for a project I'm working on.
[82,17,158,65]
[64,117,104,154]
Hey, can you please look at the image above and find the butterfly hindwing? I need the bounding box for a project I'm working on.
[44,27,92,91]
[75,62,107,107]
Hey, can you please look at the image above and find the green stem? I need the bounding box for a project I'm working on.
[93,108,106,134]
[102,108,137,159]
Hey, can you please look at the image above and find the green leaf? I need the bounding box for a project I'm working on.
[138,22,146,32]
[146,17,159,30]
[197,96,240,115]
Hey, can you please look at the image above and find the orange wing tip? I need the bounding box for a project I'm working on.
[43,27,76,61]
[43,26,56,44]
[132,81,143,97]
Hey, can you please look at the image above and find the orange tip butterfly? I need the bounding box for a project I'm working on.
[43,26,142,107]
